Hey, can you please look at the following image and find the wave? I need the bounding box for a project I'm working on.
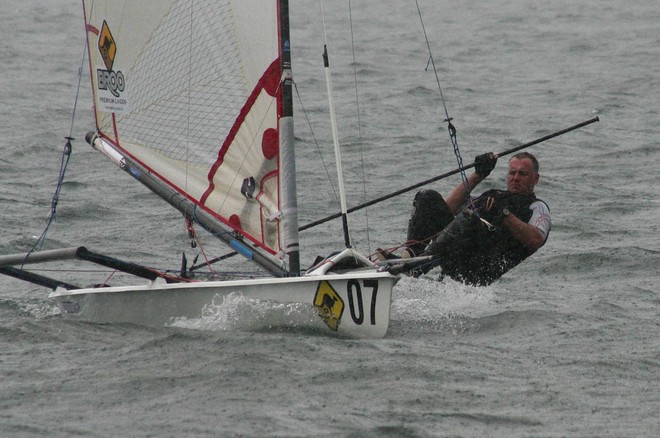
[541,245,659,279]
[169,292,323,335]
[0,296,60,320]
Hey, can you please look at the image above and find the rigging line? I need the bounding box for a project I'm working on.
[415,0,450,123]
[347,0,362,139]
[184,0,194,213]
[185,217,216,273]
[347,0,372,253]
[293,82,339,204]
[414,0,470,194]
[182,0,198,252]
[68,36,88,138]
[24,138,72,261]
[23,36,87,265]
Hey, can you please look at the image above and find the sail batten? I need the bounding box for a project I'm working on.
[83,0,297,272]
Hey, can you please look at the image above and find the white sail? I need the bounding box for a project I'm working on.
[83,0,298,272]
[0,0,402,338]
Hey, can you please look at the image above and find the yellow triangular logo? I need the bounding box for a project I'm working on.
[98,20,117,71]
[313,281,344,331]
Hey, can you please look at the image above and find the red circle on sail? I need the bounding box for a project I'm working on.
[263,69,279,97]
[262,128,278,160]
[229,214,241,229]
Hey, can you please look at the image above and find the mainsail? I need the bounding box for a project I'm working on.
[83,0,299,273]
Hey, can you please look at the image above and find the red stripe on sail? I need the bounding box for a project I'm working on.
[199,59,281,205]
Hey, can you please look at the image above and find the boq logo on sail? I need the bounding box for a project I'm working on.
[95,20,128,113]
[97,69,125,98]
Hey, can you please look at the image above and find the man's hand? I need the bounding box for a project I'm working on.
[479,193,509,222]
[474,152,498,178]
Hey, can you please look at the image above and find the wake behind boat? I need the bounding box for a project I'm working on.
[0,0,399,338]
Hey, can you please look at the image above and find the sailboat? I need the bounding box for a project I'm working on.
[0,1,600,336]
[0,0,403,338]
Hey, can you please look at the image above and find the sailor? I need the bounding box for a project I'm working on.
[389,151,551,286]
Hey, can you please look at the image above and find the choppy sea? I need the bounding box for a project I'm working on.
[1,0,658,436]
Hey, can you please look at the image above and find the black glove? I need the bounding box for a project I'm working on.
[474,152,498,178]
[475,190,510,223]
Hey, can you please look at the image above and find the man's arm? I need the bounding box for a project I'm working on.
[445,172,484,214]
[501,213,546,251]
[502,201,551,251]
[445,152,498,214]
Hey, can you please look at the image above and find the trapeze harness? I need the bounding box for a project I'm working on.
[414,189,550,286]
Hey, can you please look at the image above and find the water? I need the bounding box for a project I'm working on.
[1,0,658,436]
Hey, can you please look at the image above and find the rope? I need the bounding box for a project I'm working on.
[347,0,372,253]
[23,38,88,265]
[414,0,470,196]
[292,82,339,204]
[347,0,362,139]
[25,138,73,258]
[184,217,216,274]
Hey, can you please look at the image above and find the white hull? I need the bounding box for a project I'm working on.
[49,269,398,339]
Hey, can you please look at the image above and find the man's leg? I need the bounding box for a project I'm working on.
[406,190,454,256]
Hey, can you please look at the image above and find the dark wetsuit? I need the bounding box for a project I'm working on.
[406,189,550,286]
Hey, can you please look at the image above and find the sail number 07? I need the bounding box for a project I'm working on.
[346,279,379,325]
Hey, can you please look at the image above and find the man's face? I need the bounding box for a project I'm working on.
[507,158,539,195]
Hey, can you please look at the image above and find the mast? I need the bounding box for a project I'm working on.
[278,0,300,274]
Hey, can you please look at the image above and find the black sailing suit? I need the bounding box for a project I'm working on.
[406,189,548,286]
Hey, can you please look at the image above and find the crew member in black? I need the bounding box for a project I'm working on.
[397,151,551,285]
